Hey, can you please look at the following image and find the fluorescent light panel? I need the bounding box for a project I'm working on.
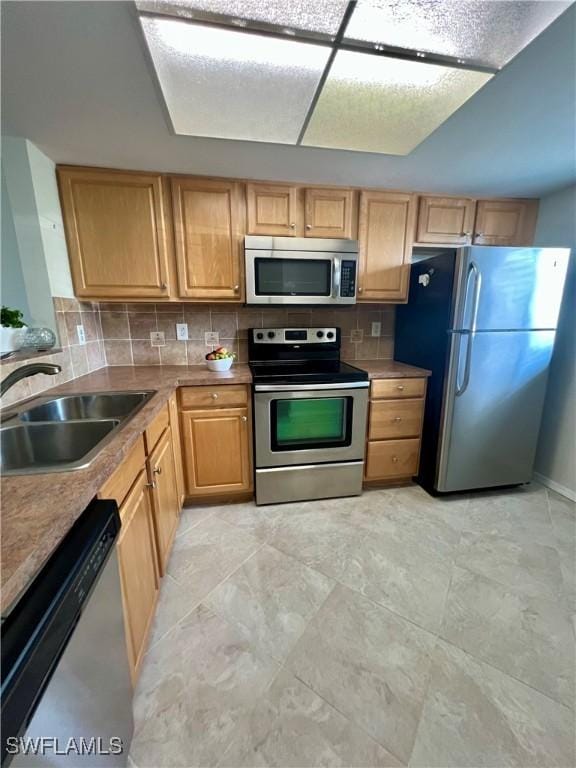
[140,16,331,143]
[303,51,492,154]
[345,0,571,69]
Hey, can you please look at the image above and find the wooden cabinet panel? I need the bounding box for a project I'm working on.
[365,438,421,481]
[116,470,159,683]
[358,191,416,302]
[371,377,426,400]
[474,199,538,246]
[168,394,185,509]
[147,427,180,575]
[144,403,170,454]
[304,188,354,238]
[180,406,252,497]
[416,196,475,244]
[171,177,243,300]
[58,168,171,299]
[179,384,249,409]
[98,435,146,508]
[369,399,425,440]
[246,183,300,236]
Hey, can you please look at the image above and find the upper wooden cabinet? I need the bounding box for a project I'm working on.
[357,191,417,302]
[304,188,355,238]
[246,183,300,236]
[473,199,538,246]
[58,168,172,299]
[416,196,475,245]
[171,177,244,300]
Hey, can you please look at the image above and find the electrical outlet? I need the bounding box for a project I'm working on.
[76,324,86,345]
[350,328,363,343]
[176,323,189,341]
[371,321,381,337]
[150,331,166,347]
[205,331,219,346]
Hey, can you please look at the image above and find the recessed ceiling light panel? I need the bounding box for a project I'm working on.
[140,16,331,143]
[302,50,492,154]
[344,0,571,69]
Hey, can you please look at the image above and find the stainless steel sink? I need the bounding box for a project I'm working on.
[0,420,120,474]
[0,390,155,475]
[18,392,152,423]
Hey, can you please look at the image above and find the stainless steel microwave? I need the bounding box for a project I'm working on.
[244,236,358,306]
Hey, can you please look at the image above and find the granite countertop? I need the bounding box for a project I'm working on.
[1,359,430,614]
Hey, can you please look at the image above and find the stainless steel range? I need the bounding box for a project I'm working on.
[249,327,369,505]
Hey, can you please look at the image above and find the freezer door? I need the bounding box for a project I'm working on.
[437,329,555,492]
[453,247,569,331]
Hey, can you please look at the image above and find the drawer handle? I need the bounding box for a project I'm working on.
[211,393,219,399]
[146,481,157,489]
[394,417,402,422]
[396,385,405,391]
[241,416,247,422]
[392,456,399,463]
[153,467,162,475]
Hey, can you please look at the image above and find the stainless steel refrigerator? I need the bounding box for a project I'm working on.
[395,246,570,493]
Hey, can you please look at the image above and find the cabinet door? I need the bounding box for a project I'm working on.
[171,177,243,300]
[58,167,171,299]
[358,191,416,302]
[416,196,475,244]
[168,394,185,510]
[180,407,252,497]
[147,427,180,575]
[473,199,538,246]
[304,188,354,238]
[116,470,159,683]
[246,183,300,236]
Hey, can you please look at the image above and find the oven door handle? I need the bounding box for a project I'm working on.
[332,257,341,298]
[254,382,369,392]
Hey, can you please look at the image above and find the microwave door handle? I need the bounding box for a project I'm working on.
[332,257,341,298]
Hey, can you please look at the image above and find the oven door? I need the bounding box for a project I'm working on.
[245,250,355,305]
[253,383,369,468]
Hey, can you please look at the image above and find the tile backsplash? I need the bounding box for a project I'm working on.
[98,303,395,367]
[1,301,395,407]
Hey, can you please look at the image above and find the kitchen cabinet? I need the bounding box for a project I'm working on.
[171,176,244,300]
[364,377,427,484]
[57,167,172,299]
[416,196,475,245]
[115,469,159,684]
[304,188,355,238]
[357,191,416,302]
[168,394,186,508]
[473,199,538,246]
[147,425,180,575]
[246,183,300,236]
[179,385,253,499]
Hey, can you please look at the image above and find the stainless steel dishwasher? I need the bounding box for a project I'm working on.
[1,500,134,767]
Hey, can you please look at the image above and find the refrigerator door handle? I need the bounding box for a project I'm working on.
[455,331,473,396]
[461,260,482,331]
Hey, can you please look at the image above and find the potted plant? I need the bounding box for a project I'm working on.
[1,306,27,353]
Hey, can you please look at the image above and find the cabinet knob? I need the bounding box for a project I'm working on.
[476,232,483,237]
[394,417,402,422]
[392,456,399,463]
[234,284,240,291]
[146,481,157,489]
[289,222,296,228]
[396,384,405,391]
[161,282,167,290]
[306,224,312,230]
[211,392,219,399]
[358,287,363,293]
[241,415,247,422]
[153,466,162,475]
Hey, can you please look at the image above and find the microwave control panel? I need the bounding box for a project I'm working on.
[340,260,357,298]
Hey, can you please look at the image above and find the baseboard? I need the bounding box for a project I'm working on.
[533,472,576,502]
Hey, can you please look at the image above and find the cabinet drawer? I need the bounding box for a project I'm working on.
[371,378,426,400]
[179,385,248,409]
[145,403,170,452]
[99,435,146,508]
[365,439,420,480]
[369,399,424,440]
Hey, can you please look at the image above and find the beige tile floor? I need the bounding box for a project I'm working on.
[129,484,575,768]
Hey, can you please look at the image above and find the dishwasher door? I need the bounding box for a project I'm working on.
[10,550,133,767]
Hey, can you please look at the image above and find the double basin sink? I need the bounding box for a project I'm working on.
[0,391,154,475]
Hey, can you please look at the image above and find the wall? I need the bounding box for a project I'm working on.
[1,170,31,322]
[98,303,395,366]
[533,184,576,499]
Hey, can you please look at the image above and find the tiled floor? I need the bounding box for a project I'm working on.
[129,484,575,768]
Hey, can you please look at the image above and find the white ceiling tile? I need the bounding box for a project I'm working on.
[140,16,331,143]
[303,51,492,154]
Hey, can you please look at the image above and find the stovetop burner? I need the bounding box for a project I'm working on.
[250,359,367,386]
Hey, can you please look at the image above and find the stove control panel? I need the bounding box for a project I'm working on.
[253,328,338,344]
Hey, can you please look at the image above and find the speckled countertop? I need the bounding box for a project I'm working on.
[1,359,429,614]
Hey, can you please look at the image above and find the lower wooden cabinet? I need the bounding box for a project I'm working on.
[147,426,180,575]
[180,385,253,499]
[364,377,427,484]
[116,469,159,684]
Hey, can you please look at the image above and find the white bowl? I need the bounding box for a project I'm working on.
[205,357,233,372]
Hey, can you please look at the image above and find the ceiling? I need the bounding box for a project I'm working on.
[2,1,575,197]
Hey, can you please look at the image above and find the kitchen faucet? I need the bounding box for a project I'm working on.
[0,363,61,398]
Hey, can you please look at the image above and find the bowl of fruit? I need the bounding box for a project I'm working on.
[205,346,235,371]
